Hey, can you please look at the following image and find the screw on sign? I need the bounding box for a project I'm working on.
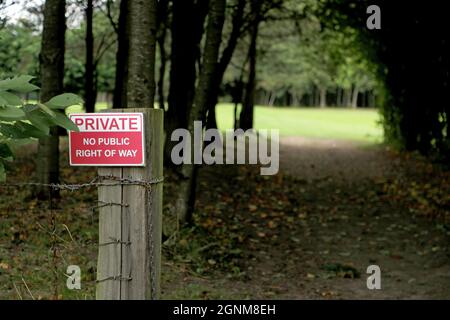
[69,113,145,166]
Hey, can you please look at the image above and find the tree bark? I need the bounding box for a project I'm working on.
[319,86,327,108]
[84,0,95,112]
[314,86,320,106]
[112,0,129,109]
[175,0,226,224]
[205,0,246,129]
[239,0,261,130]
[336,87,341,106]
[156,0,168,110]
[292,92,300,107]
[35,0,66,200]
[126,0,157,108]
[164,0,209,163]
[351,86,359,108]
[205,103,217,129]
[344,88,351,107]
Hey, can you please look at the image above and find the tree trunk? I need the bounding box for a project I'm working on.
[205,0,246,130]
[319,86,327,108]
[351,86,359,108]
[164,0,209,163]
[268,92,276,106]
[239,0,261,130]
[344,88,352,107]
[175,0,226,224]
[126,0,157,108]
[156,0,168,110]
[84,0,95,112]
[314,87,320,106]
[233,102,239,130]
[311,87,316,106]
[369,91,376,108]
[292,92,300,107]
[336,87,342,106]
[206,103,217,129]
[35,0,66,200]
[112,0,128,109]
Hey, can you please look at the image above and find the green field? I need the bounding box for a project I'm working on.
[216,104,382,143]
[66,102,383,143]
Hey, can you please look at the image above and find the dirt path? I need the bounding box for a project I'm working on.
[162,137,450,299]
[257,137,449,298]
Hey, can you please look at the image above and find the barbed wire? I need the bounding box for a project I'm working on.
[0,175,164,191]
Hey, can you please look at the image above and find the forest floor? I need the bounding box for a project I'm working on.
[161,137,450,299]
[0,137,449,299]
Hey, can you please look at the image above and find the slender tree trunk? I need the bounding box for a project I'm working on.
[126,0,157,107]
[35,0,65,200]
[233,102,239,130]
[336,87,342,106]
[311,87,316,106]
[239,0,261,130]
[84,0,95,112]
[268,92,276,106]
[292,92,300,107]
[319,86,327,108]
[112,0,128,109]
[351,86,359,108]
[314,87,320,106]
[164,0,209,163]
[156,0,168,110]
[369,91,375,108]
[344,88,352,107]
[205,0,246,129]
[175,0,226,224]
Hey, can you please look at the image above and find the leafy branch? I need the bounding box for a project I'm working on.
[0,75,83,181]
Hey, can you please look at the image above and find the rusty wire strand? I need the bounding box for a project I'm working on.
[0,175,164,191]
[96,275,132,283]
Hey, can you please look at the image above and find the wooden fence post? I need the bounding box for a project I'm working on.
[96,108,163,300]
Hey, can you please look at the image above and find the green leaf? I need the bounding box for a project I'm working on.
[0,75,39,93]
[45,93,83,109]
[0,106,26,120]
[0,143,14,161]
[51,111,80,132]
[24,109,52,134]
[37,102,56,117]
[0,91,22,106]
[0,95,8,106]
[15,121,49,138]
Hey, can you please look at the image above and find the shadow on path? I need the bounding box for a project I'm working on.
[162,137,450,299]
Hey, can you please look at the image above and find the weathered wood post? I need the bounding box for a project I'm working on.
[96,108,163,300]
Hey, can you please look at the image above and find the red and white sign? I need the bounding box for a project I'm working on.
[69,113,145,166]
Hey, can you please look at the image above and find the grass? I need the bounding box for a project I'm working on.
[66,102,383,144]
[216,103,383,143]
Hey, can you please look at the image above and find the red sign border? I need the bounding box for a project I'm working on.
[68,112,145,167]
